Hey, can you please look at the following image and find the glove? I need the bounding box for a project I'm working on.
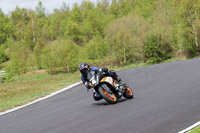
[99,67,108,73]
[102,67,108,72]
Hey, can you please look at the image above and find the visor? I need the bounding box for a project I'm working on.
[79,65,88,70]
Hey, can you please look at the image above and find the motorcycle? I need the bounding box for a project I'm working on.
[87,71,134,104]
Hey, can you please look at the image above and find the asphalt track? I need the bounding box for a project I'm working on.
[0,58,200,133]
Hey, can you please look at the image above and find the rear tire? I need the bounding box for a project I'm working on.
[123,87,134,99]
[98,85,117,104]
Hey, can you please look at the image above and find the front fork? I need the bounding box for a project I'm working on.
[115,83,126,99]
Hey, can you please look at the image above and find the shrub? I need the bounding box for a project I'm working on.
[144,35,174,64]
[41,39,80,74]
[106,15,148,65]
[5,43,33,81]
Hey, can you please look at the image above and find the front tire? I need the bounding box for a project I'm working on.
[98,85,117,104]
[123,87,134,99]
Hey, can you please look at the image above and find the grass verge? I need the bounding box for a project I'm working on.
[0,57,186,112]
[0,72,81,112]
[188,126,200,133]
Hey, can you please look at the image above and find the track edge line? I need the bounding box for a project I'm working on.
[178,121,200,133]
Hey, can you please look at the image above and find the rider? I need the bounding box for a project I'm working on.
[79,62,127,101]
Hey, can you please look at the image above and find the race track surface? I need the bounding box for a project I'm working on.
[0,58,200,133]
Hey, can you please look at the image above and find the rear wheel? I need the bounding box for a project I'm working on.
[98,85,117,104]
[123,87,134,99]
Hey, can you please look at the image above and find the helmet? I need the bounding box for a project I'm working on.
[79,62,90,75]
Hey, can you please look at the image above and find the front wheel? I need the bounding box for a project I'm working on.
[98,84,117,104]
[123,87,134,99]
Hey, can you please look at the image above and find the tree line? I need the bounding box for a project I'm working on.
[0,0,200,80]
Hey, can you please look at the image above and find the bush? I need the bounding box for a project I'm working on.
[5,42,34,81]
[86,36,109,60]
[144,35,174,64]
[0,44,8,64]
[106,15,148,65]
[41,39,80,74]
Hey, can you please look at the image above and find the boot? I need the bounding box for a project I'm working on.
[117,78,128,89]
[93,90,102,101]
[117,85,126,99]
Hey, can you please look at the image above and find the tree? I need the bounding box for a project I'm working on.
[49,9,65,40]
[34,38,46,69]
[83,8,109,37]
[180,0,200,54]
[60,2,68,12]
[24,10,37,50]
[169,0,200,56]
[3,0,200,79]
[58,40,80,72]
[97,0,110,14]
[5,41,33,80]
[36,1,46,18]
[86,36,109,60]
[0,9,13,44]
[41,39,80,74]
[65,20,82,44]
[41,41,61,74]
[0,44,8,64]
[71,3,82,23]
[130,0,157,19]
[144,1,174,63]
[11,7,29,41]
[118,0,134,16]
[59,3,70,38]
[108,0,120,18]
[106,15,148,65]
[80,2,111,41]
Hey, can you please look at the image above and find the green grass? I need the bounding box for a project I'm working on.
[188,126,200,133]
[0,71,81,112]
[108,62,147,71]
[0,57,188,112]
[111,57,187,71]
[160,57,186,63]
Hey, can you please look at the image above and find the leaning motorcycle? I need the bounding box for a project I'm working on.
[87,71,134,104]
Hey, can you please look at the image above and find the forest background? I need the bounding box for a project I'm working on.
[0,0,200,81]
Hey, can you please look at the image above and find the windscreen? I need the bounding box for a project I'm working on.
[87,71,96,81]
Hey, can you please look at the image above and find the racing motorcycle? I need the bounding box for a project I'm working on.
[87,71,134,104]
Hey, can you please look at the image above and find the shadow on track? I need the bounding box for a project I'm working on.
[92,98,127,106]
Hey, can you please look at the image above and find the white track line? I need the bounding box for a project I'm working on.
[0,82,81,116]
[178,121,200,133]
